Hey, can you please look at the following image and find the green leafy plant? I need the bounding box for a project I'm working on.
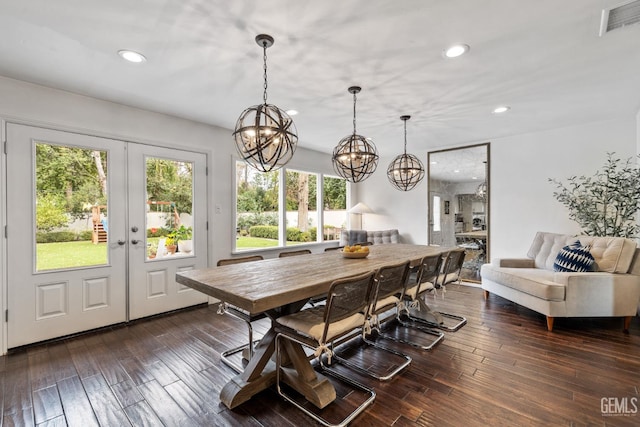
[548,153,640,237]
[174,225,192,242]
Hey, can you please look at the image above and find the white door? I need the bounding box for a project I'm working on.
[127,144,208,320]
[6,124,127,348]
[6,124,209,348]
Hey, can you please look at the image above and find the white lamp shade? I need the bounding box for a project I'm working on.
[348,202,372,214]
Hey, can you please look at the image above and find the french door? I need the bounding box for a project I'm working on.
[6,123,208,348]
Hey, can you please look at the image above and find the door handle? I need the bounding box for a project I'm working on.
[131,239,141,245]
[117,240,126,246]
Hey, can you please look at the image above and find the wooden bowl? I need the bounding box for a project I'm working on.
[341,250,369,259]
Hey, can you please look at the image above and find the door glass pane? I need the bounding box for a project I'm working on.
[433,196,441,232]
[235,161,280,251]
[322,175,347,241]
[285,169,318,245]
[35,143,108,271]
[145,157,194,260]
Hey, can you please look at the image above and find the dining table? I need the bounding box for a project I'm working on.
[175,243,449,409]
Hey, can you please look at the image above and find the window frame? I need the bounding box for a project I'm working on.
[233,159,348,253]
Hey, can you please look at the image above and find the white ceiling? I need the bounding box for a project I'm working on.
[1,0,639,163]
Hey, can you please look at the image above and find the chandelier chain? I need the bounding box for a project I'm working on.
[262,41,268,105]
[352,91,357,135]
[403,119,408,154]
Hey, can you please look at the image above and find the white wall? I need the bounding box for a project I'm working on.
[490,117,636,258]
[0,76,335,352]
[352,159,428,244]
[359,116,638,260]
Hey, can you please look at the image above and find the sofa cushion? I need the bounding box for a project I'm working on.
[553,241,594,272]
[340,229,368,246]
[527,231,637,273]
[527,232,577,270]
[577,235,637,273]
[481,265,565,301]
[367,229,399,244]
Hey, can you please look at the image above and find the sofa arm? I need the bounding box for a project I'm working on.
[492,258,535,268]
[554,272,640,316]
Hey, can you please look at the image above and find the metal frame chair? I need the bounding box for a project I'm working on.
[332,262,413,381]
[216,255,266,372]
[275,271,377,427]
[405,250,467,332]
[390,253,446,350]
[370,259,444,350]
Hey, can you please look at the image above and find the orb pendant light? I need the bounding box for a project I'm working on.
[233,34,297,172]
[387,115,425,191]
[332,86,379,183]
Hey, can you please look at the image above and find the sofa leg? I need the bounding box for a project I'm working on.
[483,290,489,300]
[623,316,632,333]
[546,316,554,331]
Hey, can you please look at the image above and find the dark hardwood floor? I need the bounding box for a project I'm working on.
[2,284,639,426]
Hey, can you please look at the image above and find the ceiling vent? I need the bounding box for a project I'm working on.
[599,0,640,36]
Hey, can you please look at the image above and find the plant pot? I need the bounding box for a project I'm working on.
[166,244,177,254]
[178,239,193,253]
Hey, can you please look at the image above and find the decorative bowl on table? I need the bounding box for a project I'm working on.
[341,246,370,258]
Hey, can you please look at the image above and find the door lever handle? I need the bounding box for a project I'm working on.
[131,239,141,245]
[117,240,126,246]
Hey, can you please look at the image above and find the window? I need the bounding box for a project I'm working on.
[235,161,347,251]
[35,143,109,271]
[285,169,318,244]
[322,175,347,241]
[145,157,194,260]
[236,161,280,251]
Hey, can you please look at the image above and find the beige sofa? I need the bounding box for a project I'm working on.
[481,231,640,331]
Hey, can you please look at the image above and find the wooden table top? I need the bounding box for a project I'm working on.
[176,244,449,314]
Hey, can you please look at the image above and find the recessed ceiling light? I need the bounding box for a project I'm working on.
[472,176,478,180]
[493,106,511,114]
[454,169,460,173]
[286,109,298,116]
[431,161,438,165]
[118,50,146,63]
[443,44,470,58]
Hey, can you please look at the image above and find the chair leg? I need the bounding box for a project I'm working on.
[374,305,444,351]
[276,333,376,427]
[220,339,261,373]
[219,311,260,373]
[405,298,467,332]
[393,316,445,350]
[330,318,412,381]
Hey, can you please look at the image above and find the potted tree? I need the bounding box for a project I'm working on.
[549,153,640,237]
[175,225,193,253]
